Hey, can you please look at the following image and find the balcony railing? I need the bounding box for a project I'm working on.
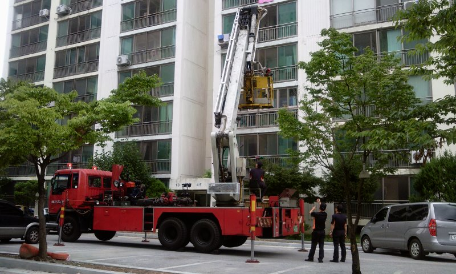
[150,83,174,97]
[241,155,293,168]
[12,14,48,31]
[237,108,298,128]
[271,65,298,82]
[56,27,101,47]
[129,45,175,65]
[143,159,171,174]
[331,3,403,30]
[46,162,89,176]
[222,0,257,10]
[67,0,103,15]
[10,40,47,58]
[5,164,36,177]
[116,120,173,138]
[54,60,99,79]
[258,22,297,43]
[15,0,29,3]
[334,104,378,121]
[9,71,44,82]
[121,9,177,32]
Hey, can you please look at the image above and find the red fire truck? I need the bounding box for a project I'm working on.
[48,5,304,253]
[48,164,303,253]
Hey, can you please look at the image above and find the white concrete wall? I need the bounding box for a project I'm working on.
[169,0,210,189]
[2,0,14,79]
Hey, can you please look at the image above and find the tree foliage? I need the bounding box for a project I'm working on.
[14,180,38,207]
[277,28,439,274]
[91,141,168,198]
[0,71,161,258]
[395,0,456,85]
[411,151,456,202]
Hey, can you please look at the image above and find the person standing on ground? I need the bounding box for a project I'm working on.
[305,198,327,263]
[330,204,347,263]
[249,161,266,199]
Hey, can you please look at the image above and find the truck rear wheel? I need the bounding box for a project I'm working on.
[222,236,248,248]
[158,217,188,250]
[190,219,221,253]
[94,230,116,241]
[61,216,81,242]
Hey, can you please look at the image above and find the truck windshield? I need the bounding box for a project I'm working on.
[52,174,71,194]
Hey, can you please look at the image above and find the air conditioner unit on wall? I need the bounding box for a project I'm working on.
[410,150,424,164]
[218,34,230,48]
[56,4,71,16]
[116,55,131,66]
[39,9,49,17]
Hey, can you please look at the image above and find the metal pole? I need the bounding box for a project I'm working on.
[54,206,65,246]
[246,194,259,263]
[298,198,307,252]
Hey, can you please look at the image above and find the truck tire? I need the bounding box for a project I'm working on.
[25,226,39,244]
[94,230,116,241]
[1,238,12,243]
[190,219,222,253]
[158,217,188,250]
[222,236,248,248]
[61,216,81,242]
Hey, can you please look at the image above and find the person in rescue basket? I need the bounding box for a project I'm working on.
[329,204,347,263]
[305,198,327,263]
[249,161,266,200]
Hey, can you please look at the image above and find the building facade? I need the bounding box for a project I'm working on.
[2,0,455,212]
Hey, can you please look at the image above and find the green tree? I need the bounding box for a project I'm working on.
[14,180,38,207]
[277,28,438,274]
[0,71,161,259]
[91,141,168,198]
[395,0,456,85]
[411,151,456,202]
[262,161,320,198]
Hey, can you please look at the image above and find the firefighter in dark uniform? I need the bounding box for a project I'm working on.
[305,199,327,263]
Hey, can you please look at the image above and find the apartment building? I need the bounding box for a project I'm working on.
[2,0,454,210]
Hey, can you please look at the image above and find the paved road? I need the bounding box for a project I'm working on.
[0,233,455,274]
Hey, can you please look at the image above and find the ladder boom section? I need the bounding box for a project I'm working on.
[212,5,266,190]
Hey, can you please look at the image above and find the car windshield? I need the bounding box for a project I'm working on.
[434,204,456,222]
[52,174,70,194]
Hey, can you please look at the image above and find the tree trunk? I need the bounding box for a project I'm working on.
[37,167,48,259]
[345,170,362,274]
[349,228,361,274]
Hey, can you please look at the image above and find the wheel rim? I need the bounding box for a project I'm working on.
[410,242,420,257]
[29,230,39,242]
[362,238,370,251]
[63,223,74,235]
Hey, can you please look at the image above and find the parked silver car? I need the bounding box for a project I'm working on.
[361,202,456,260]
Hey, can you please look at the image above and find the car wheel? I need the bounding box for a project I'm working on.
[222,236,248,248]
[190,219,222,253]
[94,230,116,241]
[158,217,188,250]
[0,238,12,243]
[409,239,425,260]
[361,235,374,253]
[61,215,81,242]
[25,226,39,244]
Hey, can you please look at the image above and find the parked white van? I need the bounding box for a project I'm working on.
[360,202,456,260]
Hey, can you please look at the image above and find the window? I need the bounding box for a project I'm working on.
[434,204,456,222]
[54,76,98,102]
[121,27,175,54]
[72,173,79,189]
[407,204,428,221]
[383,176,409,201]
[223,13,235,34]
[88,176,102,188]
[353,31,377,55]
[259,134,278,155]
[237,133,297,157]
[139,140,172,161]
[388,205,407,222]
[408,75,431,103]
[103,177,111,188]
[379,29,402,54]
[373,207,388,222]
[0,203,22,216]
[121,0,176,31]
[276,87,297,107]
[9,55,45,78]
[119,63,174,85]
[52,174,71,194]
[55,43,100,67]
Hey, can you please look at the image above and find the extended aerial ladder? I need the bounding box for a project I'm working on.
[210,5,273,204]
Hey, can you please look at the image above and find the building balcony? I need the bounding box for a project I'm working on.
[241,155,293,168]
[116,120,172,138]
[15,0,28,3]
[258,22,297,43]
[10,40,47,58]
[222,0,257,10]
[120,9,177,33]
[270,65,298,82]
[53,60,99,79]
[66,0,103,15]
[12,14,48,31]
[9,71,44,82]
[150,83,174,97]
[331,3,403,30]
[5,164,36,177]
[237,108,297,129]
[143,159,171,174]
[56,27,101,48]
[128,45,175,66]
